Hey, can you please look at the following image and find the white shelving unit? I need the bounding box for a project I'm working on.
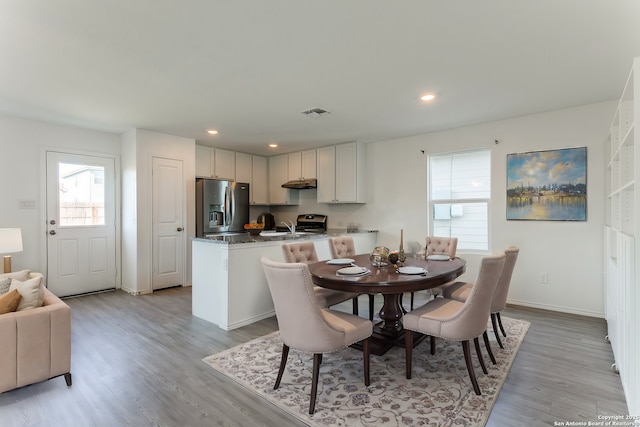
[604,56,639,416]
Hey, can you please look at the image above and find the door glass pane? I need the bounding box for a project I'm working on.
[58,162,105,226]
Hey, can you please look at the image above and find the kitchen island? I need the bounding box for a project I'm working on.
[192,230,377,330]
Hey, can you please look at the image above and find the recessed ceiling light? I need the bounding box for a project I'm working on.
[207,129,219,135]
[268,143,278,148]
[420,94,436,102]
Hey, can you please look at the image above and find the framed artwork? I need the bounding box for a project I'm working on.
[506,147,587,221]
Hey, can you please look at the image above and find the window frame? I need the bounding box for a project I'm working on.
[427,148,491,254]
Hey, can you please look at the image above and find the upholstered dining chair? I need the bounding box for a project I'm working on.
[328,236,375,321]
[260,257,372,414]
[442,246,519,349]
[408,236,459,309]
[403,253,506,395]
[281,242,359,312]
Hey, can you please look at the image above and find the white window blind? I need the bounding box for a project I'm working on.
[429,150,490,251]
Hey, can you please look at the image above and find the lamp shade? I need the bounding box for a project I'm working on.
[0,228,23,254]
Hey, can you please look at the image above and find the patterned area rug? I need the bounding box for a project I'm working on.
[203,317,529,427]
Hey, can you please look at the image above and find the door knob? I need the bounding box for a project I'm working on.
[49,230,56,235]
[177,227,183,232]
[49,220,56,225]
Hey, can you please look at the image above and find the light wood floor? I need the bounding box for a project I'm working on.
[0,287,628,427]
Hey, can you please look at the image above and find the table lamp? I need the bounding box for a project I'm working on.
[0,228,23,273]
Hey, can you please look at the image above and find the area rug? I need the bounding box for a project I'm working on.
[203,316,529,427]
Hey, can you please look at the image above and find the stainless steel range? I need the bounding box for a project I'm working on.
[276,214,327,233]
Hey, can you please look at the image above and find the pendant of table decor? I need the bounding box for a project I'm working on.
[388,252,399,266]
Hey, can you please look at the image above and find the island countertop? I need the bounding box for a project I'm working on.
[192,229,378,245]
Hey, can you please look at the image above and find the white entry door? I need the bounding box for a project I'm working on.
[46,152,117,297]
[152,157,185,290]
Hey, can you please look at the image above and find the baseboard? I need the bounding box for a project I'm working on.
[223,311,276,331]
[507,298,604,319]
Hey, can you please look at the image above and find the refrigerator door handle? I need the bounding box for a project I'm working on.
[225,186,231,227]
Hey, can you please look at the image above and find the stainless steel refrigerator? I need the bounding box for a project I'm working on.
[196,178,250,237]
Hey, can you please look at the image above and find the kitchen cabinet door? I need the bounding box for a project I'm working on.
[235,152,252,183]
[301,149,317,179]
[316,146,336,203]
[195,145,213,177]
[268,155,297,205]
[213,148,235,180]
[251,155,268,204]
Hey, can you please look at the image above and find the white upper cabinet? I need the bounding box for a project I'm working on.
[268,155,298,205]
[235,152,252,184]
[195,145,235,180]
[251,155,269,205]
[317,142,366,203]
[287,149,316,180]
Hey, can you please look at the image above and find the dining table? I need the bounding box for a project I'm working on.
[308,253,466,355]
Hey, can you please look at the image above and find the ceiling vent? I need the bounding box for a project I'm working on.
[301,108,330,118]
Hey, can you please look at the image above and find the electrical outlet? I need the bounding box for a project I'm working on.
[539,273,548,284]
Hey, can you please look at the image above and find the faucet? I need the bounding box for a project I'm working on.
[281,220,296,235]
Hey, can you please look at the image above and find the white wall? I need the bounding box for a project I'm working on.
[120,129,196,294]
[0,114,120,274]
[271,101,616,317]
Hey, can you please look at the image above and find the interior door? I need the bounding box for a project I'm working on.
[152,156,185,290]
[46,151,117,297]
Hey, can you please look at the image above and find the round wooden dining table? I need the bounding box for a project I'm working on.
[308,253,466,355]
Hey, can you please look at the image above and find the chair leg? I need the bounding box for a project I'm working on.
[405,330,413,379]
[491,313,504,349]
[483,330,497,365]
[309,353,322,414]
[274,344,289,389]
[474,337,488,374]
[362,338,371,386]
[462,340,481,395]
[399,293,408,314]
[352,297,359,315]
[64,373,72,386]
[430,335,436,355]
[410,291,415,310]
[496,312,507,337]
[368,294,374,321]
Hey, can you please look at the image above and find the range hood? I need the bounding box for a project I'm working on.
[281,178,317,189]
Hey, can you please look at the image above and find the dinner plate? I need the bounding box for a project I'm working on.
[336,266,369,276]
[397,266,427,275]
[326,258,355,265]
[427,254,450,261]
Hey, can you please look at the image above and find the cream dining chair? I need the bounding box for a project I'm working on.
[404,253,506,395]
[408,236,459,310]
[328,236,375,321]
[281,242,359,311]
[261,257,372,414]
[442,246,520,349]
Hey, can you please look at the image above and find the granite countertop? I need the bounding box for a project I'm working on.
[192,229,378,244]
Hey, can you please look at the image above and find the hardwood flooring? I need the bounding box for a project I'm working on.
[0,287,628,427]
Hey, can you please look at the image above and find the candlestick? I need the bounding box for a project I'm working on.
[398,229,406,262]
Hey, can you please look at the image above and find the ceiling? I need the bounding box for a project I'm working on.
[1,1,639,156]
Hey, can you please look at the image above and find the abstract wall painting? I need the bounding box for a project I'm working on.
[506,147,587,221]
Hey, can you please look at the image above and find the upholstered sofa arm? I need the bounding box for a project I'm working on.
[0,278,71,393]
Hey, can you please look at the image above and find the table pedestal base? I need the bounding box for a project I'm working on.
[351,322,428,356]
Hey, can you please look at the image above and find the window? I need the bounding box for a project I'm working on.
[429,149,490,251]
[58,163,105,226]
